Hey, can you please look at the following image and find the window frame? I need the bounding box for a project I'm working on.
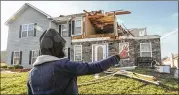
[21,23,34,37]
[74,45,82,61]
[71,18,82,36]
[119,42,130,60]
[61,24,68,37]
[13,51,20,65]
[31,50,39,64]
[139,30,144,36]
[140,43,152,57]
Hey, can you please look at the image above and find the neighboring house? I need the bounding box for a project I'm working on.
[129,28,147,36]
[1,51,6,63]
[173,55,178,69]
[5,3,161,68]
[163,53,178,68]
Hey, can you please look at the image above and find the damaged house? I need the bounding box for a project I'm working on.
[5,3,161,68]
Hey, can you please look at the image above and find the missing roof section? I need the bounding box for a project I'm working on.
[84,10,131,35]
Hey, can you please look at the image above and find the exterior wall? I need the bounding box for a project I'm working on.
[174,59,178,69]
[85,17,95,36]
[134,38,161,64]
[130,28,147,36]
[71,38,161,67]
[6,6,51,68]
[50,21,58,32]
[163,61,172,66]
[1,51,6,63]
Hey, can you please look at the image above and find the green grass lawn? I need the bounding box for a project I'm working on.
[1,68,178,94]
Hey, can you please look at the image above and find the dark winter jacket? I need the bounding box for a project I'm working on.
[27,28,120,95]
[27,55,120,95]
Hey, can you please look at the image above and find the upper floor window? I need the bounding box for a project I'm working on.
[140,43,152,57]
[61,24,68,37]
[20,23,36,38]
[71,19,82,36]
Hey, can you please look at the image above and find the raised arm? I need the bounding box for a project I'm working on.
[57,55,120,76]
[56,45,129,77]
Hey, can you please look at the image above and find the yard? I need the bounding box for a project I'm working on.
[1,67,178,94]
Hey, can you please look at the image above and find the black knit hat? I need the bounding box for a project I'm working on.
[39,28,66,58]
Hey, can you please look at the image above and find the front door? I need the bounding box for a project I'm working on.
[92,44,108,79]
[95,45,107,61]
[92,44,107,62]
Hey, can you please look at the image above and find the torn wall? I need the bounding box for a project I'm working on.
[83,10,131,38]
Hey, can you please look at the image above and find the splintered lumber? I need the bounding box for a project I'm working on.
[88,15,114,28]
[107,11,131,16]
[104,70,160,85]
[85,33,115,38]
[83,10,92,16]
[72,35,83,39]
[84,10,102,16]
[88,14,104,19]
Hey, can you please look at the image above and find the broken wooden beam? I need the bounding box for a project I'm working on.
[104,70,160,85]
[87,14,104,19]
[107,11,131,16]
[83,10,92,16]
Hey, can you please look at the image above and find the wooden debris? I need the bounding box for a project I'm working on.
[104,70,160,85]
[72,9,131,39]
[106,11,131,16]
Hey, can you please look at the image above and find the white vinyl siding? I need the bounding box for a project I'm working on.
[13,51,20,65]
[61,24,68,37]
[64,47,68,57]
[119,42,129,60]
[21,23,34,37]
[31,50,39,64]
[140,43,152,57]
[74,45,82,61]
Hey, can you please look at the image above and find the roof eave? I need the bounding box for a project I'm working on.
[4,3,52,26]
[4,21,9,26]
[4,4,27,26]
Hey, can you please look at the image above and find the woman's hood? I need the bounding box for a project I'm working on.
[39,28,66,58]
[33,55,67,66]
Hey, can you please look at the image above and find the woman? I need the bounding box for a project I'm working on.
[27,28,129,95]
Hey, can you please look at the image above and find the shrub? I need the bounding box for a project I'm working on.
[14,65,23,69]
[1,65,7,68]
[8,66,15,69]
[20,68,31,72]
[7,65,23,69]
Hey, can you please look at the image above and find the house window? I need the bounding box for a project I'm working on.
[31,50,39,64]
[74,45,82,61]
[21,23,34,37]
[140,43,152,57]
[61,24,68,37]
[13,51,20,65]
[119,42,129,60]
[74,19,82,35]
